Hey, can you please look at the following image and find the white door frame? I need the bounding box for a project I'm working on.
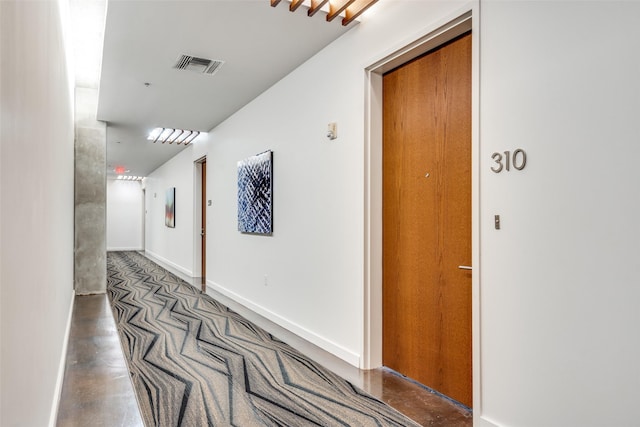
[362,7,481,411]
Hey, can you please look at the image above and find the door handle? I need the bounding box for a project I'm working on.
[201,229,205,237]
[458,265,472,270]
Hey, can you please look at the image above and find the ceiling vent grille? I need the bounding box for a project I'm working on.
[173,55,224,75]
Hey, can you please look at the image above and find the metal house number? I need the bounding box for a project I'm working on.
[491,149,527,173]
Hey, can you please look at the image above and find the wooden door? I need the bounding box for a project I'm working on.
[201,159,207,290]
[382,32,472,407]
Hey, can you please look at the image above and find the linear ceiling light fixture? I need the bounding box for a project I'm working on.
[117,175,144,181]
[270,0,378,26]
[148,127,200,145]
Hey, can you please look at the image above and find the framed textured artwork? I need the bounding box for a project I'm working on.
[237,150,273,235]
[165,187,175,228]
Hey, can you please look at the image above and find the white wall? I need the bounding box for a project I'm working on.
[107,179,144,251]
[205,1,472,367]
[479,2,640,426]
[0,0,75,425]
[144,142,205,276]
[144,1,640,425]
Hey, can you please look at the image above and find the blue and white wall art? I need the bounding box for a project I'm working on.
[237,151,273,235]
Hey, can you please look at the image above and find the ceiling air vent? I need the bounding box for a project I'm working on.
[173,55,224,75]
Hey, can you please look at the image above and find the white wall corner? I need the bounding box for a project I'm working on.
[48,290,75,427]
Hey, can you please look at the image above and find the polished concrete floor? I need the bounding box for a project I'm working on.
[56,294,143,427]
[56,293,472,427]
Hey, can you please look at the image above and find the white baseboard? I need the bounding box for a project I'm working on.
[476,416,501,427]
[49,289,75,427]
[206,280,361,367]
[135,251,361,371]
[144,250,193,278]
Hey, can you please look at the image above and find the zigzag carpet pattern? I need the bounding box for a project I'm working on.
[107,251,420,427]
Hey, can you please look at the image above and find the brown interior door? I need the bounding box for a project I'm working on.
[382,32,472,408]
[201,159,207,289]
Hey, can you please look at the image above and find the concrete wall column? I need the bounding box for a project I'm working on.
[74,87,106,294]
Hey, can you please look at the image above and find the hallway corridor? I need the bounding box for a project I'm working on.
[56,259,472,426]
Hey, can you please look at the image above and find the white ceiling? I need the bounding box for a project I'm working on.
[96,0,353,177]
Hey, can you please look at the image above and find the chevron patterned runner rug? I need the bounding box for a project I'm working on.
[107,251,420,427]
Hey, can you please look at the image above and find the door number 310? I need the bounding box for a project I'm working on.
[491,149,527,173]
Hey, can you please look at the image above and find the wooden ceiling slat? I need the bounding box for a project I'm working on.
[290,0,305,12]
[326,0,356,22]
[271,0,375,26]
[342,0,378,25]
[308,0,329,17]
